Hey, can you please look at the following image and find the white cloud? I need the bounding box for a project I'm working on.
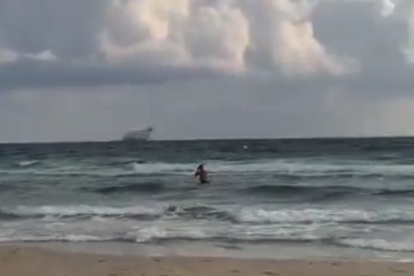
[99,0,349,75]
[0,47,57,64]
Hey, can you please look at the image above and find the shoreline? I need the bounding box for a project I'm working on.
[0,244,413,276]
[13,241,414,263]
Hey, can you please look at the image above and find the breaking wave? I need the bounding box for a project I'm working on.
[244,185,414,200]
[0,230,413,253]
[2,204,414,226]
[79,181,414,201]
[2,158,414,180]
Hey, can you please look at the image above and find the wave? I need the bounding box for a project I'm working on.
[0,235,412,254]
[3,204,414,227]
[244,184,414,201]
[0,231,412,253]
[16,160,41,168]
[0,205,163,220]
[375,189,414,196]
[100,160,414,179]
[85,181,202,196]
[88,182,166,195]
[234,207,414,225]
[1,204,414,253]
[2,158,414,179]
[0,205,233,222]
[245,185,360,200]
[333,238,414,253]
[0,234,326,245]
[81,177,414,201]
[0,235,115,243]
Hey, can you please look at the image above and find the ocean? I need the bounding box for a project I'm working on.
[1,137,414,260]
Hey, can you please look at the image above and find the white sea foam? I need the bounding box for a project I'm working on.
[17,160,40,167]
[337,238,414,252]
[2,204,414,225]
[236,207,414,224]
[0,205,413,256]
[8,204,162,218]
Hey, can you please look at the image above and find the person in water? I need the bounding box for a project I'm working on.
[194,164,209,184]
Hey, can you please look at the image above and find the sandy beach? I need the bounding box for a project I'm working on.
[0,245,411,276]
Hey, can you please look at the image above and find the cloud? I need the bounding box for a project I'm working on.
[0,0,411,87]
[0,0,357,89]
[1,0,414,141]
[95,0,355,76]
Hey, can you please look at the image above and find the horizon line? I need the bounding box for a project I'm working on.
[0,134,412,146]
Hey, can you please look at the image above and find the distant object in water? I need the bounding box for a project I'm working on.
[194,164,210,184]
[122,127,153,141]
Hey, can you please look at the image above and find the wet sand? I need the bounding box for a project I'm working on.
[0,245,412,276]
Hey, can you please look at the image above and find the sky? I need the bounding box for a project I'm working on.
[0,0,414,142]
